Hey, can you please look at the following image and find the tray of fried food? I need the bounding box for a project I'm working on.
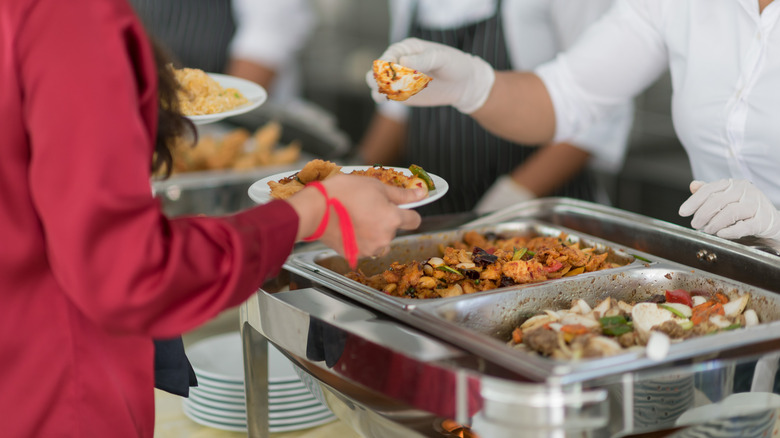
[286,220,641,305]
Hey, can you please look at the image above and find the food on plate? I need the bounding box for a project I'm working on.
[267,160,435,200]
[158,120,301,175]
[509,289,758,360]
[372,60,432,101]
[345,230,622,299]
[173,67,249,115]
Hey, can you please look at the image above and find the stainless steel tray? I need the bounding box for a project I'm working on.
[284,217,780,383]
[286,220,645,311]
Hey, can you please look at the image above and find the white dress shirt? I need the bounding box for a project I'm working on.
[537,0,780,206]
[380,0,633,173]
[230,0,315,103]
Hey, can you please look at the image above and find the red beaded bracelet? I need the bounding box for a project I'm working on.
[302,182,330,242]
[302,181,359,269]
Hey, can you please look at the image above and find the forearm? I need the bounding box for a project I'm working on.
[471,71,557,145]
[225,58,276,90]
[510,142,591,197]
[358,113,407,166]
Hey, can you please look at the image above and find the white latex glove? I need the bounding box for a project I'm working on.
[678,179,780,240]
[366,38,495,114]
[473,175,536,215]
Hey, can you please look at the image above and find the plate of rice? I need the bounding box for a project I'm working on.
[174,68,267,125]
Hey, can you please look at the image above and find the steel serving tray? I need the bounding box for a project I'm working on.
[285,220,645,312]
[284,216,780,383]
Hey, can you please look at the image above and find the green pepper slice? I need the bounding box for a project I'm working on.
[659,304,689,319]
[409,164,436,190]
[600,315,633,336]
[512,247,528,261]
[436,265,462,276]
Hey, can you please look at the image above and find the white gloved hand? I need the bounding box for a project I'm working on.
[678,179,780,240]
[473,175,536,215]
[366,38,496,114]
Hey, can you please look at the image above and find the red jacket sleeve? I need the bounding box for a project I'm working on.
[18,0,297,337]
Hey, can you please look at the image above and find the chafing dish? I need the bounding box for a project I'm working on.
[240,198,780,438]
[153,101,350,217]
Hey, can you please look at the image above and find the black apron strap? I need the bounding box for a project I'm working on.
[152,337,198,397]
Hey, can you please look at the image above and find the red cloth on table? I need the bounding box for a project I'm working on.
[0,0,297,436]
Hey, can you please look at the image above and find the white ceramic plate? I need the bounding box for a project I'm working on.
[188,392,247,413]
[182,401,336,433]
[185,399,247,420]
[268,385,313,397]
[189,386,245,403]
[191,382,245,398]
[186,73,267,125]
[247,166,448,209]
[676,392,780,426]
[187,332,298,383]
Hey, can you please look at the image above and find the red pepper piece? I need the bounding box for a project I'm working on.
[665,288,693,307]
[544,260,564,273]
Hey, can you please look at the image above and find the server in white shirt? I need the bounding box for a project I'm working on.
[130,0,314,104]
[369,0,780,242]
[360,0,633,216]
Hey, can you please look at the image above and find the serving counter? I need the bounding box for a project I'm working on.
[240,198,780,438]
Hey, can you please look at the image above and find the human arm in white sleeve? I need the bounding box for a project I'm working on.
[227,0,315,89]
[367,2,666,146]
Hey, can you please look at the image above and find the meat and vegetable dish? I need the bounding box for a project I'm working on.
[510,288,758,360]
[346,230,624,299]
[268,160,435,200]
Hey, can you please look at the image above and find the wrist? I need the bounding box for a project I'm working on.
[288,186,328,241]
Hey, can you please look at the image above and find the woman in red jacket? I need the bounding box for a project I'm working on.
[0,0,424,436]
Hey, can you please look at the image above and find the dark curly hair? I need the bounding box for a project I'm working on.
[149,39,195,178]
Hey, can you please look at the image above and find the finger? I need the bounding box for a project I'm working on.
[379,37,425,63]
[397,209,422,231]
[365,69,378,91]
[701,202,757,235]
[689,180,705,194]
[716,221,754,240]
[386,186,427,206]
[395,39,450,72]
[689,185,744,230]
[678,179,732,217]
[372,245,391,258]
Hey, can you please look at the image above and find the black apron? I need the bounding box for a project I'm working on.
[129,0,236,73]
[129,0,239,398]
[405,0,595,216]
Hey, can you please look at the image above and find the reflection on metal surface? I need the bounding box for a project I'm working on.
[241,199,780,438]
[437,419,480,438]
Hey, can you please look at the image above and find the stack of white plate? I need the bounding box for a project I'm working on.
[182,331,336,433]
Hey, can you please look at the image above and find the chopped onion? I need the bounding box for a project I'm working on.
[744,309,759,327]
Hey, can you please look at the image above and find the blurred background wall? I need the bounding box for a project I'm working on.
[296,0,692,226]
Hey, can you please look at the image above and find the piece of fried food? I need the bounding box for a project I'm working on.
[267,179,305,200]
[296,159,342,184]
[252,120,282,165]
[205,128,250,169]
[372,60,432,101]
[268,159,342,200]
